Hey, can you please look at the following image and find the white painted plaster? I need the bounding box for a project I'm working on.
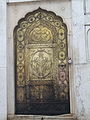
[0,0,7,68]
[7,0,72,3]
[84,0,90,14]
[85,26,90,62]
[74,64,90,120]
[7,0,40,3]
[0,0,7,120]
[0,68,7,120]
[71,0,86,64]
[84,15,90,25]
[71,1,90,120]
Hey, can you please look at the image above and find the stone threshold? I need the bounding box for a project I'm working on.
[8,114,77,120]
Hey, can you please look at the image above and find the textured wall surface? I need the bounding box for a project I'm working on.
[0,0,7,120]
[72,0,90,120]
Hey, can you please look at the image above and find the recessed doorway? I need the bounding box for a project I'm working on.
[14,8,70,115]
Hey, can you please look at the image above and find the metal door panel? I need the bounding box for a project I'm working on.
[14,8,70,115]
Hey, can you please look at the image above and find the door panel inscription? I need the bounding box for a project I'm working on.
[14,8,70,115]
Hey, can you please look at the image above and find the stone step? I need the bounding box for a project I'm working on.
[8,114,77,120]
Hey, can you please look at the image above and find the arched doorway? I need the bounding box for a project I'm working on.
[14,8,70,115]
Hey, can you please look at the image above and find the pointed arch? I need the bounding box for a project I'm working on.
[14,8,69,115]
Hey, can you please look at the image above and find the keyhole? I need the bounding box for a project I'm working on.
[41,117,44,120]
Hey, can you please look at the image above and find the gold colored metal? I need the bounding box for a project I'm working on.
[25,48,53,81]
[14,8,70,114]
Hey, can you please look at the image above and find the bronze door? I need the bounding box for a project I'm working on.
[14,8,70,115]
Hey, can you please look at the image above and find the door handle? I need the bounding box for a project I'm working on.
[68,58,72,64]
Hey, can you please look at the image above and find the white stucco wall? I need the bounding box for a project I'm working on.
[0,0,7,120]
[72,0,90,120]
[0,0,90,120]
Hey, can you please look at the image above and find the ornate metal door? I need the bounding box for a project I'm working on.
[14,8,70,115]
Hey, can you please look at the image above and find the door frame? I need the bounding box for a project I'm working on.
[7,0,76,117]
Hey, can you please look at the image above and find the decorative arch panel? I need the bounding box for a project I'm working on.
[14,8,70,115]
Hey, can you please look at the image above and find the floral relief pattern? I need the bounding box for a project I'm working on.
[14,8,69,109]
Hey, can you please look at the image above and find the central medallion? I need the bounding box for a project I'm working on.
[25,48,53,81]
[31,50,52,78]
